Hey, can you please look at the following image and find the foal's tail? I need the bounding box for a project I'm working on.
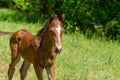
[0,31,14,36]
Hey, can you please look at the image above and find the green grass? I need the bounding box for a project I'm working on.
[0,8,120,80]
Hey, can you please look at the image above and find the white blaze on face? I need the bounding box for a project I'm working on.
[55,25,62,49]
[56,25,61,41]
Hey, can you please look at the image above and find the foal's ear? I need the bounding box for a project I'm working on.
[50,12,57,21]
[59,13,65,22]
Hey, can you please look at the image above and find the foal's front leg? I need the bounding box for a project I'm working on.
[34,63,43,80]
[46,64,55,80]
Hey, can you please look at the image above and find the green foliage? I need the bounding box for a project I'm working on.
[0,0,120,40]
[0,8,44,23]
[105,20,120,40]
[0,8,26,22]
[0,0,12,8]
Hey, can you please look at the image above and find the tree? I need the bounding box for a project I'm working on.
[0,0,120,40]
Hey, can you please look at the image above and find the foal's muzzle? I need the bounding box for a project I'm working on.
[54,45,62,53]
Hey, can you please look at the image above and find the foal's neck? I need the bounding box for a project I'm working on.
[41,31,54,53]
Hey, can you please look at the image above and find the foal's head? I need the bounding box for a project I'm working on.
[45,13,65,53]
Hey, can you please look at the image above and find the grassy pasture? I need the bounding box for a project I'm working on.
[0,9,120,80]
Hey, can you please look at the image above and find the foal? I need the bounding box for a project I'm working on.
[8,13,64,80]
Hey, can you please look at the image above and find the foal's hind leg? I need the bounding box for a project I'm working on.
[20,60,30,80]
[8,43,20,80]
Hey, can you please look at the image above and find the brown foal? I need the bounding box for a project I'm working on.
[8,13,65,80]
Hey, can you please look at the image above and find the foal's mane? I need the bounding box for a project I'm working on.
[36,19,49,37]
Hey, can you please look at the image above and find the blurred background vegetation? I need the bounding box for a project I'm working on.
[0,0,120,40]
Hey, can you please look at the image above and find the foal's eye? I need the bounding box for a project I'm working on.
[49,30,53,33]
